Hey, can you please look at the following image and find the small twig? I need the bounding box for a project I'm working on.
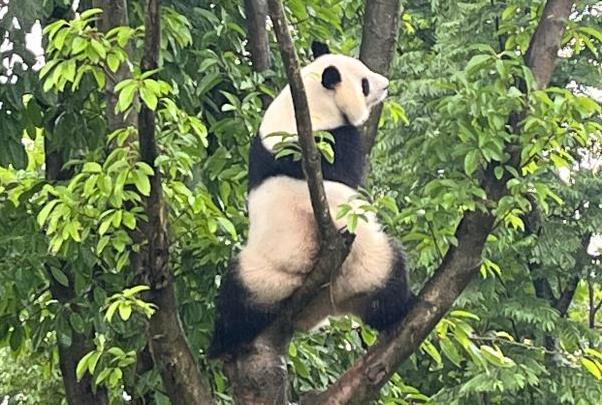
[472,335,562,356]
[427,219,445,264]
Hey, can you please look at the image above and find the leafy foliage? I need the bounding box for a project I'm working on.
[0,0,601,403]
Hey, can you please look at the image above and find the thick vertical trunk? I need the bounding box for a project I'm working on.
[244,0,271,72]
[42,6,107,403]
[359,0,402,154]
[136,1,214,402]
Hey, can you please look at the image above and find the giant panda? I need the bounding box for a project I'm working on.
[208,42,410,358]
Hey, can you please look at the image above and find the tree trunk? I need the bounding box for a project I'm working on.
[359,0,402,154]
[244,0,271,72]
[57,335,109,405]
[49,276,109,405]
[136,1,214,403]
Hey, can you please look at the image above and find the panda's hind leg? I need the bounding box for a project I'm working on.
[356,247,411,331]
[337,237,411,332]
[208,259,279,358]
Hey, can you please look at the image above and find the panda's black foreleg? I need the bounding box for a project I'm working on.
[208,259,279,359]
[360,247,412,332]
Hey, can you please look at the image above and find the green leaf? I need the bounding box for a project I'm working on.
[451,310,480,321]
[107,53,120,73]
[122,212,136,230]
[581,358,602,380]
[105,302,119,322]
[83,162,102,173]
[118,303,132,321]
[79,8,103,21]
[37,200,60,227]
[440,338,463,367]
[99,218,112,236]
[494,165,504,180]
[117,83,137,112]
[133,172,151,196]
[480,345,514,368]
[50,266,69,287]
[217,217,237,239]
[87,352,101,374]
[96,368,112,385]
[140,86,158,110]
[69,313,85,334]
[465,54,492,74]
[464,150,480,175]
[421,340,442,366]
[109,368,123,386]
[123,285,150,298]
[579,26,602,43]
[76,351,95,381]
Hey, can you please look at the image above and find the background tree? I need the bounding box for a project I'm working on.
[0,0,601,404]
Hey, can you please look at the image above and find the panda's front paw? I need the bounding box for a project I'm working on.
[337,225,356,248]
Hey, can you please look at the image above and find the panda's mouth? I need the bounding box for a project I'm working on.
[369,89,388,108]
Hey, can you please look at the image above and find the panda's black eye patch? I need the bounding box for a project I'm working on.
[361,78,370,96]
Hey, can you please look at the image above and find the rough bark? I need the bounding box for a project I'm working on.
[244,0,271,72]
[136,1,214,403]
[359,0,402,154]
[304,1,574,403]
[524,0,573,88]
[55,338,107,405]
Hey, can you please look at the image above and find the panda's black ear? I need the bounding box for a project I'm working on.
[322,65,341,90]
[311,41,330,59]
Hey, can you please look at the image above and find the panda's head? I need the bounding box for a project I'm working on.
[260,41,389,150]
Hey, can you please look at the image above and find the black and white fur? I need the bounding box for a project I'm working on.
[208,42,410,358]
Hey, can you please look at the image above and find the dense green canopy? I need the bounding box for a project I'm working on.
[0,0,601,403]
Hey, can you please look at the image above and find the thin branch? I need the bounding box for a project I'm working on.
[306,1,574,403]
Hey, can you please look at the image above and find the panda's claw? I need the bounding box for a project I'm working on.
[337,225,356,248]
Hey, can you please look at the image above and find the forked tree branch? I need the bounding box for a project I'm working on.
[136,0,214,403]
[305,1,574,403]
